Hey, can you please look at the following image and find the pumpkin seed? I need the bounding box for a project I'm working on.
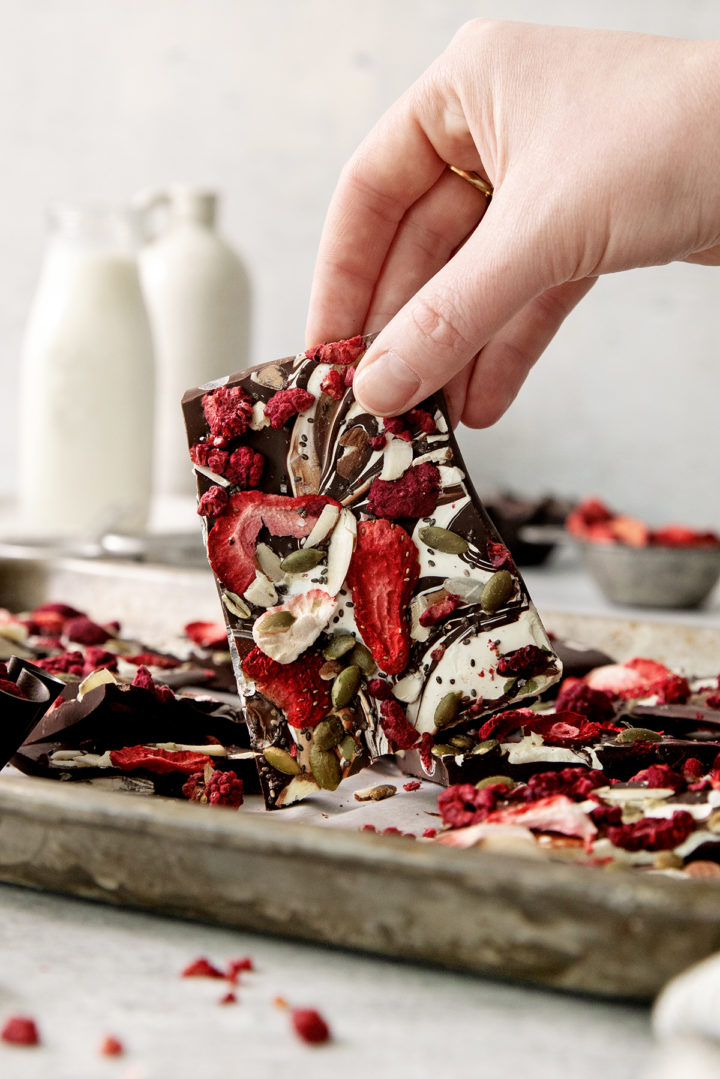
[350,642,375,675]
[309,744,341,790]
[475,775,515,790]
[222,590,251,619]
[653,850,684,870]
[280,548,325,573]
[313,716,345,751]
[471,738,499,755]
[502,677,518,696]
[431,743,456,757]
[434,691,462,729]
[331,664,361,709]
[339,735,357,764]
[263,746,301,775]
[322,634,357,660]
[481,570,514,614]
[616,727,662,744]
[449,734,475,750]
[259,611,296,633]
[354,784,397,802]
[418,525,468,555]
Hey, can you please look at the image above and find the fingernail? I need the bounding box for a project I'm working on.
[353,350,421,415]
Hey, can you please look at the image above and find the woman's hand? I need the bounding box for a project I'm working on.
[305,20,720,426]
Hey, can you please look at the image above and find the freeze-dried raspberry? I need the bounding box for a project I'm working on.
[366,678,393,700]
[368,433,386,450]
[181,957,225,979]
[608,811,695,852]
[406,408,437,434]
[65,615,112,646]
[367,462,441,520]
[345,519,420,675]
[496,645,549,680]
[190,443,229,475]
[0,677,27,699]
[430,645,445,663]
[589,803,623,829]
[264,387,315,428]
[202,385,253,444]
[383,417,412,442]
[379,699,419,750]
[438,783,505,829]
[191,769,244,808]
[655,673,691,705]
[486,540,514,570]
[419,732,434,770]
[132,665,174,703]
[243,647,330,728]
[83,647,119,673]
[123,651,179,670]
[35,651,85,676]
[422,827,437,838]
[683,757,706,781]
[100,1036,124,1057]
[306,334,365,365]
[628,763,684,793]
[555,681,615,723]
[419,593,463,627]
[34,601,82,619]
[291,1007,331,1045]
[707,693,720,710]
[1,1015,40,1046]
[197,485,230,518]
[403,780,421,792]
[111,745,214,775]
[518,767,606,803]
[320,368,345,400]
[225,446,264,488]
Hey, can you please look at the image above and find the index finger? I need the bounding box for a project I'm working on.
[304,89,447,348]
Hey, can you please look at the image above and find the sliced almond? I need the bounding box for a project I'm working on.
[275,774,320,807]
[255,542,286,583]
[249,400,269,431]
[392,671,424,704]
[325,508,357,595]
[244,571,278,608]
[77,667,117,701]
[303,503,340,548]
[379,436,414,481]
[252,364,285,389]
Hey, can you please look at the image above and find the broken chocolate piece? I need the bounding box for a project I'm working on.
[183,335,561,808]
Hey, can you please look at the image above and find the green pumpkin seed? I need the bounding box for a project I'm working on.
[434,691,462,729]
[331,664,361,709]
[313,716,345,751]
[471,738,499,755]
[431,743,456,757]
[418,525,469,555]
[263,746,301,775]
[616,727,663,744]
[309,744,342,790]
[322,634,357,660]
[354,784,397,802]
[339,735,357,764]
[350,642,375,675]
[481,570,514,614]
[449,734,475,751]
[502,677,518,696]
[280,548,325,573]
[260,611,296,633]
[475,775,515,790]
[521,678,539,696]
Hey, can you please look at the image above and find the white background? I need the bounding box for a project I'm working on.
[1,0,719,526]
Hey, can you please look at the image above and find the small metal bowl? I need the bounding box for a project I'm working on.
[576,541,720,609]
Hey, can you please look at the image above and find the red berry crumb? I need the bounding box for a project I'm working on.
[219,992,237,1005]
[202,385,253,445]
[264,388,315,429]
[379,699,419,750]
[225,446,264,488]
[65,615,112,646]
[422,828,437,839]
[291,1007,331,1046]
[406,407,437,434]
[320,368,345,400]
[419,592,463,628]
[2,1015,40,1046]
[403,780,421,792]
[226,957,254,977]
[197,485,230,518]
[181,957,225,979]
[368,433,386,450]
[100,1035,124,1057]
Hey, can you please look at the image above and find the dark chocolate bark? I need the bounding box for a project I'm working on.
[183,335,561,808]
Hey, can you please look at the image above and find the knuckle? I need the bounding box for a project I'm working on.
[409,292,474,357]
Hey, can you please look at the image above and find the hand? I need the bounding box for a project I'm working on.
[305,20,720,426]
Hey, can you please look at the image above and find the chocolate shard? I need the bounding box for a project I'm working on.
[0,658,65,769]
[182,335,562,808]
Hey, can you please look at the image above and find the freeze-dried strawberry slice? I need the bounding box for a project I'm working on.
[345,519,420,675]
[207,491,340,598]
[242,647,330,728]
[110,746,215,775]
[585,657,680,700]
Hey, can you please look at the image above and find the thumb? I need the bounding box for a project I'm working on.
[353,196,550,416]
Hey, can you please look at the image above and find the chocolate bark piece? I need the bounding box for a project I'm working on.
[0,658,65,769]
[183,335,561,808]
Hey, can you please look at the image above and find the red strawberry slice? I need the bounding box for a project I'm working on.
[585,656,677,700]
[207,492,340,597]
[345,519,420,675]
[242,646,330,728]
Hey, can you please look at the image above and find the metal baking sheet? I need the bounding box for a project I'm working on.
[2,553,720,1000]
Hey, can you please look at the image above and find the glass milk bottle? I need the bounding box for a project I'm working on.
[136,186,251,497]
[18,206,155,536]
